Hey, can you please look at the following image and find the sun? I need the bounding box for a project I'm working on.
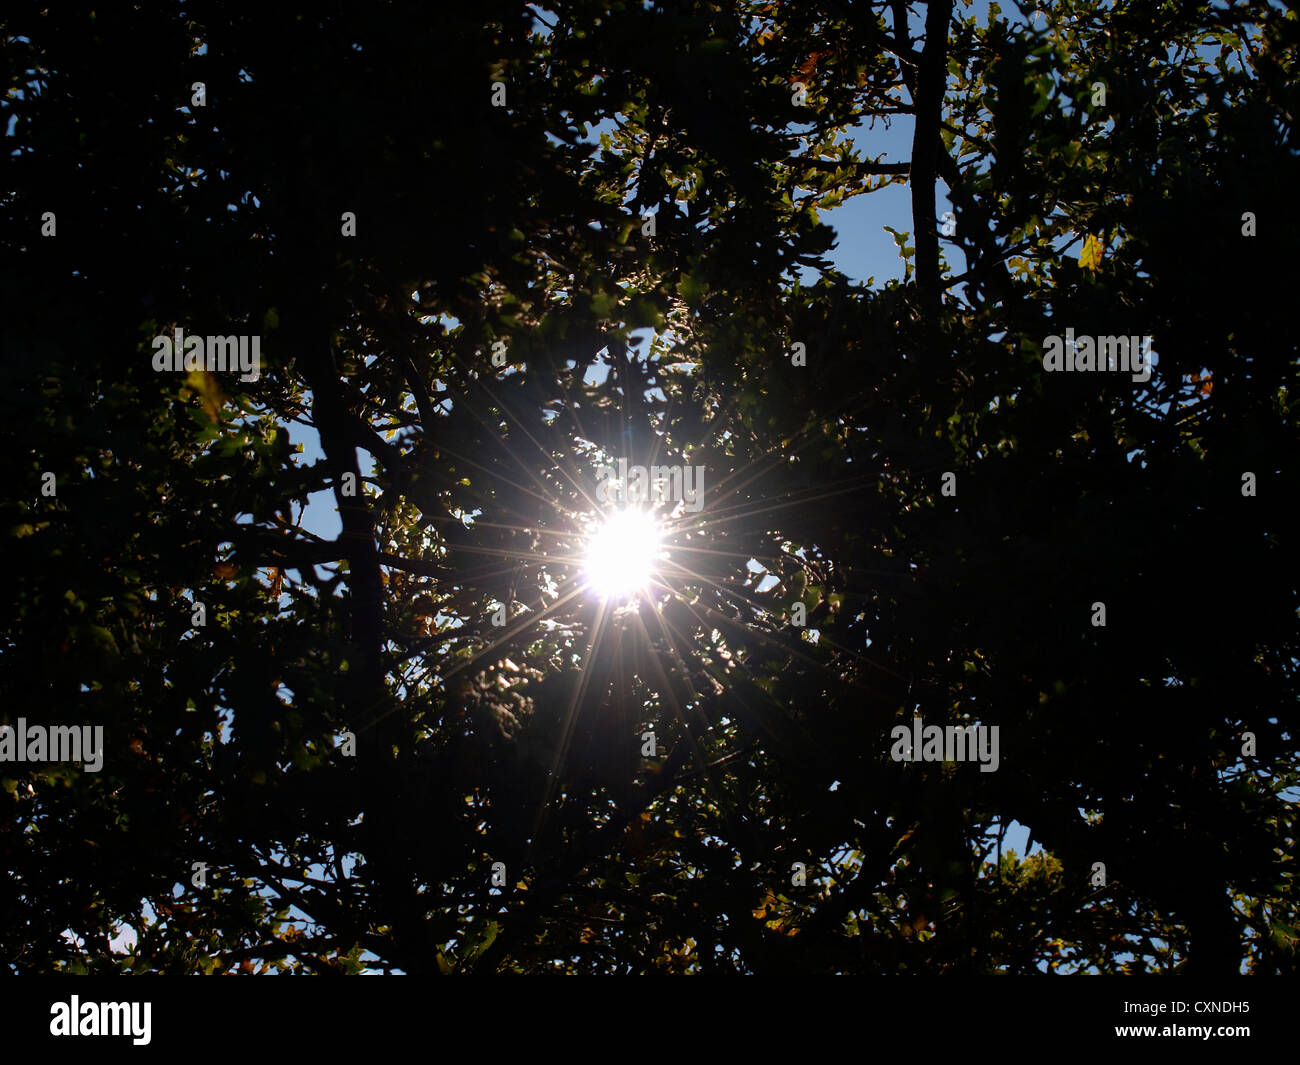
[584,508,662,600]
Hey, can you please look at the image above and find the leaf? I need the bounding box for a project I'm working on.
[1079,233,1104,271]
[677,273,707,304]
[464,920,500,965]
[589,291,618,318]
[185,370,228,422]
[882,225,914,259]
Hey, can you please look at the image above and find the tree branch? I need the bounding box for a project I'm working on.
[910,0,954,319]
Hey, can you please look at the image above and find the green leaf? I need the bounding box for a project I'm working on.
[677,274,707,303]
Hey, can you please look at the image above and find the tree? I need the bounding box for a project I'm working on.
[1,0,1296,974]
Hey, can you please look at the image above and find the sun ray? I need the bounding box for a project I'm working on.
[646,554,911,687]
[386,337,919,899]
[630,600,741,821]
[529,593,614,855]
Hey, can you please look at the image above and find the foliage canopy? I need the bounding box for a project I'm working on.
[2,0,1297,974]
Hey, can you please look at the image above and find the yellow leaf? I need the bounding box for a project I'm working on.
[1079,233,1104,271]
[185,370,228,422]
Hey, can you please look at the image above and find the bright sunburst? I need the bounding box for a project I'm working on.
[584,508,662,600]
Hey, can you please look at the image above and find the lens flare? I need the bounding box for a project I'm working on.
[584,508,661,599]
